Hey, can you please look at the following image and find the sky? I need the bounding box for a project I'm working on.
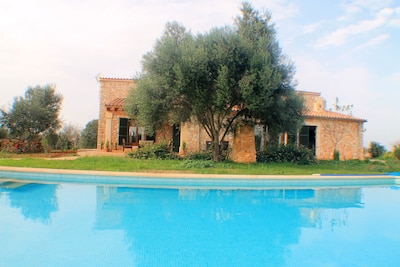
[1,0,399,149]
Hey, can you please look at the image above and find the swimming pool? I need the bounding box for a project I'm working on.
[1,170,400,267]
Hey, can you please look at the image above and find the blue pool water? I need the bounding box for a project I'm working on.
[1,173,400,266]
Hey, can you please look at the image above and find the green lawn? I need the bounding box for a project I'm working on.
[0,155,399,175]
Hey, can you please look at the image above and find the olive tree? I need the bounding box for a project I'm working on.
[125,2,303,161]
[0,84,63,140]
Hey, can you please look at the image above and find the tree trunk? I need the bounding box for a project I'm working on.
[212,138,221,162]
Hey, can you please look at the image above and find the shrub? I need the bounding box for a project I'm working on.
[128,142,178,160]
[181,160,215,169]
[0,128,8,139]
[0,139,44,153]
[368,141,386,158]
[185,151,213,161]
[257,144,316,165]
[394,145,400,160]
[333,150,340,161]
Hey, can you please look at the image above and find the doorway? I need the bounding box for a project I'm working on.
[172,124,180,153]
[299,126,316,154]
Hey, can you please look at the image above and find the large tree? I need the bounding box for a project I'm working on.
[80,119,98,148]
[0,84,63,140]
[125,2,303,161]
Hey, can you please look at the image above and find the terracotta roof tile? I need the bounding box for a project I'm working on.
[104,97,366,122]
[99,77,134,81]
[106,98,126,107]
[304,110,366,122]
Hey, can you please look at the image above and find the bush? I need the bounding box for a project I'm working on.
[368,141,386,158]
[257,144,316,165]
[394,145,400,160]
[127,142,178,160]
[181,160,215,169]
[333,150,340,161]
[0,128,8,139]
[185,151,213,161]
[0,139,44,153]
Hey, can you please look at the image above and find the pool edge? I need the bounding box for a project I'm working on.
[0,165,395,180]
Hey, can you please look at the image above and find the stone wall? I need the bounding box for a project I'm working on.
[156,123,174,145]
[97,78,135,149]
[179,120,253,163]
[299,91,365,160]
[299,91,325,111]
[305,117,364,160]
[230,125,257,163]
[180,122,208,155]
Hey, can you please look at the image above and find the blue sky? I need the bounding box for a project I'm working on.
[1,0,399,149]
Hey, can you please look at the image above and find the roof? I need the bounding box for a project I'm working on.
[296,90,321,96]
[104,97,367,123]
[304,110,367,122]
[106,98,126,108]
[99,77,135,82]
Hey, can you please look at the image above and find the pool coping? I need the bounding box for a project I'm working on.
[0,165,397,179]
[1,166,399,189]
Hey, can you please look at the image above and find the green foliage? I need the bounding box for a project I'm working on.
[0,139,43,153]
[393,145,400,160]
[125,3,303,162]
[186,151,213,161]
[56,123,81,151]
[181,160,215,169]
[43,131,59,151]
[368,141,386,158]
[127,142,179,160]
[333,150,340,161]
[80,120,98,148]
[0,127,8,139]
[0,84,63,140]
[257,144,316,165]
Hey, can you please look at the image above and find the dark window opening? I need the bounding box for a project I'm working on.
[172,124,180,153]
[118,118,129,145]
[299,125,316,154]
[119,118,154,146]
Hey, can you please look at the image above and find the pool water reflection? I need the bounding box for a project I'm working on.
[1,182,400,266]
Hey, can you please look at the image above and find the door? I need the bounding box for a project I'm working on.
[299,126,316,154]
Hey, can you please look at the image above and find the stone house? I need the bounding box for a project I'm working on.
[289,91,366,160]
[97,78,366,162]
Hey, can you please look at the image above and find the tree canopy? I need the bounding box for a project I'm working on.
[0,84,63,140]
[80,119,98,149]
[125,2,304,161]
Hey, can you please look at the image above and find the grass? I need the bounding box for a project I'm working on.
[0,154,399,175]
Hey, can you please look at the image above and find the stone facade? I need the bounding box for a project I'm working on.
[97,79,366,162]
[299,91,366,160]
[230,125,257,163]
[179,121,238,159]
[97,78,135,150]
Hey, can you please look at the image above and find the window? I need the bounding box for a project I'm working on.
[299,125,316,154]
[118,118,129,145]
[119,118,154,146]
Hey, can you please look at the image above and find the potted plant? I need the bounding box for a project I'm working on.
[106,140,110,152]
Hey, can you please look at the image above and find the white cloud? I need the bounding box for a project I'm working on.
[356,33,390,49]
[315,7,398,48]
[342,0,393,14]
[260,0,299,21]
[303,21,324,34]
